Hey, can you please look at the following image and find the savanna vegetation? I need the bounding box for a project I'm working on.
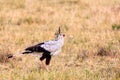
[0,0,120,80]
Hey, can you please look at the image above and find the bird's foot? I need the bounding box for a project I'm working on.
[40,61,50,71]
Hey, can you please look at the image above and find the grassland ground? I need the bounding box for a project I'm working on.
[0,0,120,80]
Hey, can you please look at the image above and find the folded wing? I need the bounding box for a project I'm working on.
[40,40,60,52]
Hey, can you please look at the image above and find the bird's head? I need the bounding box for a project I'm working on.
[57,33,65,39]
[55,27,65,40]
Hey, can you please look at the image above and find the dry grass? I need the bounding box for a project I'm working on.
[0,0,120,80]
[0,50,10,63]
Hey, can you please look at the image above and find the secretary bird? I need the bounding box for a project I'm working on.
[22,27,65,69]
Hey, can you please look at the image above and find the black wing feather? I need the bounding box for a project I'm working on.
[22,42,50,54]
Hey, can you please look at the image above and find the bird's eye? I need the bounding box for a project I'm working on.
[63,34,65,37]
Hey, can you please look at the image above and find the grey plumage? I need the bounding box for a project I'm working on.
[40,33,64,55]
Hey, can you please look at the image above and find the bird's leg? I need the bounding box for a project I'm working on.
[40,61,49,71]
[45,65,49,71]
[40,54,46,69]
[40,53,51,71]
[40,60,46,68]
[45,56,51,71]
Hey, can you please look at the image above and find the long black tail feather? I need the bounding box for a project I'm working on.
[21,46,36,54]
[22,50,33,54]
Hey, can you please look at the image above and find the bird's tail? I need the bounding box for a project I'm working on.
[8,46,35,59]
[8,50,33,59]
[8,44,43,58]
[22,46,35,54]
[22,50,32,54]
[7,52,24,58]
